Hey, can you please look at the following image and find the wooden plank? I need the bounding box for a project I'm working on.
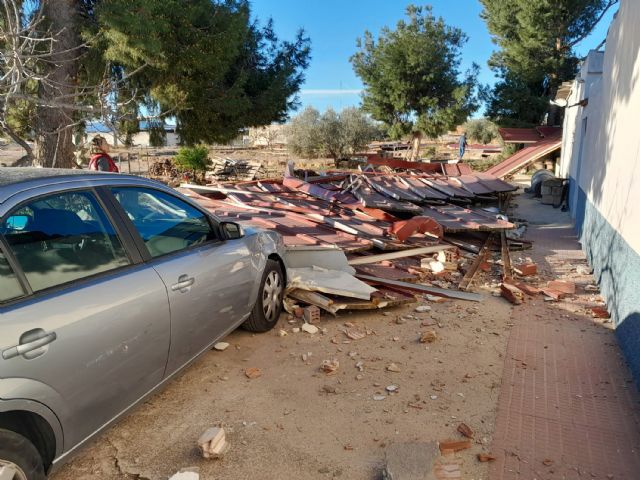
[459,233,493,291]
[348,245,454,266]
[500,230,513,280]
[355,274,483,302]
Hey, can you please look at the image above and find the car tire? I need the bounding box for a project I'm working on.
[0,428,46,480]
[242,259,284,333]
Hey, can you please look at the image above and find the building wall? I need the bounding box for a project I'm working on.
[129,132,179,148]
[559,50,604,214]
[560,0,640,383]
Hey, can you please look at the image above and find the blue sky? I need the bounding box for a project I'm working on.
[250,0,617,115]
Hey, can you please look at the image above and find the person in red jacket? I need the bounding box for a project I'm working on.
[88,135,119,172]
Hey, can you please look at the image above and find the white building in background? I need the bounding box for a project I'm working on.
[83,121,179,148]
[558,0,640,383]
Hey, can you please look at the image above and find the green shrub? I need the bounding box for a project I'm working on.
[174,145,210,181]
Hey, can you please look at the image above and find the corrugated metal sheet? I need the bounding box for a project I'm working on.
[485,139,562,179]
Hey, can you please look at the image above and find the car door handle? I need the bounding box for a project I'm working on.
[2,331,57,360]
[171,275,195,292]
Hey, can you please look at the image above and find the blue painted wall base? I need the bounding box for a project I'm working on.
[577,186,640,386]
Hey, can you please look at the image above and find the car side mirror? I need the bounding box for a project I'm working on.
[220,221,244,240]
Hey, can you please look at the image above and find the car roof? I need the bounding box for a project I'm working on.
[0,167,161,204]
[0,167,106,186]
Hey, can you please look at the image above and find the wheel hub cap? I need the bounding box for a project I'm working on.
[0,460,27,480]
[262,270,282,322]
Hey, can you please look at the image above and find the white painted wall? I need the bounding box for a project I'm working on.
[130,131,179,147]
[559,51,604,179]
[562,0,640,253]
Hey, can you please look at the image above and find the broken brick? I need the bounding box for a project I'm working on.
[514,262,537,276]
[541,288,564,301]
[501,282,524,305]
[479,261,491,272]
[590,306,611,319]
[514,281,541,296]
[438,439,472,454]
[547,280,575,295]
[303,305,321,324]
[245,368,262,379]
[477,453,496,462]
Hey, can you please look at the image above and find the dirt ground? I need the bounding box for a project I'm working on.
[51,288,512,480]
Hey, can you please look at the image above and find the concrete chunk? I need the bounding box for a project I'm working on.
[198,427,229,459]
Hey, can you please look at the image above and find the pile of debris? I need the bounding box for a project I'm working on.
[206,158,262,182]
[149,158,180,178]
[178,158,530,314]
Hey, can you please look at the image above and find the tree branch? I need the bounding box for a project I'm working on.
[0,119,33,160]
[567,0,619,49]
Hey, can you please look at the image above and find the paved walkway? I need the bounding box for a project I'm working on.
[490,193,640,479]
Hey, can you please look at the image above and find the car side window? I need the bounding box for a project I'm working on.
[111,187,217,258]
[0,250,25,302]
[0,190,131,292]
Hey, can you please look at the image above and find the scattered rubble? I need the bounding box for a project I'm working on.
[345,329,366,340]
[321,359,340,374]
[419,331,437,343]
[198,427,229,459]
[169,470,200,480]
[244,368,262,379]
[213,342,230,351]
[386,363,401,372]
[301,323,319,334]
[180,159,524,317]
[456,423,474,439]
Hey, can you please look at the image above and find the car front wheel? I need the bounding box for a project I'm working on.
[0,429,45,480]
[242,259,284,332]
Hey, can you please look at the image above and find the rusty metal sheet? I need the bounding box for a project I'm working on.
[354,264,419,282]
[344,176,423,214]
[365,175,425,203]
[422,204,514,232]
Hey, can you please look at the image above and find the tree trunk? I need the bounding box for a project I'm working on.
[34,0,80,168]
[409,132,422,161]
[0,121,33,162]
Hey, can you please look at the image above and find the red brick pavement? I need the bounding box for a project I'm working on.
[490,221,640,479]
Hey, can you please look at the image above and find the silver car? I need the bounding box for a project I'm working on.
[0,168,287,480]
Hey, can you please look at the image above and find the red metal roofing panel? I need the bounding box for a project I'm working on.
[485,139,561,178]
[535,126,562,139]
[365,155,442,173]
[400,176,449,200]
[498,128,543,144]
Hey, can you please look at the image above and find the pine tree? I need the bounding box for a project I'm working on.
[350,5,478,159]
[480,0,618,126]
